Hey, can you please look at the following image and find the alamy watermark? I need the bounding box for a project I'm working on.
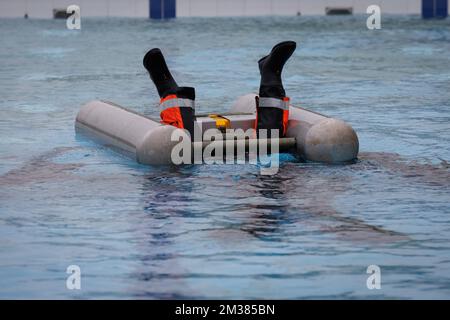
[170,128,281,176]
[66,5,81,30]
[66,265,81,290]
[367,5,382,30]
[64,263,382,291]
[366,265,381,290]
[64,4,380,31]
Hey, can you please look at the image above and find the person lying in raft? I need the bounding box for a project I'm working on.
[143,41,296,139]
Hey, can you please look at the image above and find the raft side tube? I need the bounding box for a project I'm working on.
[75,100,261,165]
[75,100,177,164]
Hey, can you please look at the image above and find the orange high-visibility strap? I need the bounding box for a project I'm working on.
[281,97,290,136]
[160,94,178,104]
[159,94,194,129]
[160,95,184,129]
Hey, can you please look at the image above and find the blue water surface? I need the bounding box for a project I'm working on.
[0,15,450,299]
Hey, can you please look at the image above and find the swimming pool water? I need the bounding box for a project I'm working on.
[0,15,449,299]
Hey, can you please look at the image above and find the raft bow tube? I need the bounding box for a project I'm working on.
[231,94,359,163]
[75,94,359,165]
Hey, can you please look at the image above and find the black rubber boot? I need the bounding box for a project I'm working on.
[143,48,195,100]
[143,48,195,136]
[258,41,296,98]
[257,41,296,138]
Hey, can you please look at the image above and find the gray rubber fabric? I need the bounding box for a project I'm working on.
[75,100,180,164]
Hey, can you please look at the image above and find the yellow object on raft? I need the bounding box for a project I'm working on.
[208,114,231,132]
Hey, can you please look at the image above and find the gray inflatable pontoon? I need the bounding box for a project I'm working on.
[75,93,359,165]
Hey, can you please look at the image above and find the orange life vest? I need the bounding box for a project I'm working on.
[159,94,195,135]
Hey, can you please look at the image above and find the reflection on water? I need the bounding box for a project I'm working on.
[358,152,450,187]
[1,140,449,299]
[0,147,83,186]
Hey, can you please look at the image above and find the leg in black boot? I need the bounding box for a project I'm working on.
[256,41,296,138]
[143,48,195,137]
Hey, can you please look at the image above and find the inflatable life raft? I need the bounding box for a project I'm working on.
[75,93,359,164]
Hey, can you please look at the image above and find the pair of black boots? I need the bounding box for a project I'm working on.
[143,41,296,138]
